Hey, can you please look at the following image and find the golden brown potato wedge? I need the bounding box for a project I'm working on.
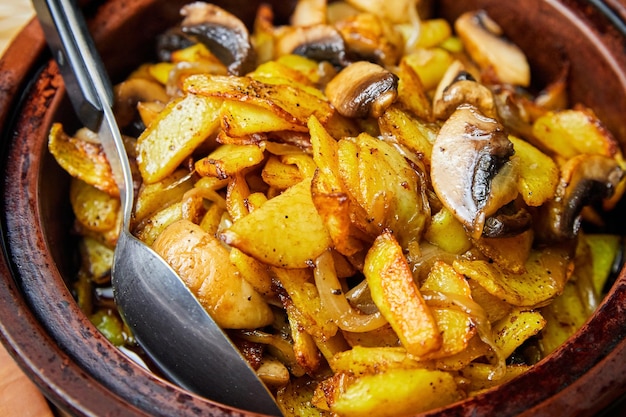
[364,231,441,356]
[48,123,118,196]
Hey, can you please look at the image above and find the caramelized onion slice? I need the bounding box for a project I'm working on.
[314,250,388,333]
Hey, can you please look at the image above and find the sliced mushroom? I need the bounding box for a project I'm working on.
[432,60,496,120]
[180,2,256,76]
[325,61,398,118]
[156,27,196,62]
[113,78,170,130]
[431,104,518,239]
[455,10,530,87]
[536,154,624,243]
[275,24,351,68]
[482,199,532,238]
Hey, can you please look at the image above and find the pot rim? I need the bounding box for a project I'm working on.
[1,2,626,416]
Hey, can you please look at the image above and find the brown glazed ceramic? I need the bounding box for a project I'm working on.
[0,0,625,416]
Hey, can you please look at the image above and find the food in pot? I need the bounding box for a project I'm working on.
[48,1,625,415]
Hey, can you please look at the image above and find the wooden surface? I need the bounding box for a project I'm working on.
[1,4,57,417]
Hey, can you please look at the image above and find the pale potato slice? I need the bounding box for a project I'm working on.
[136,94,222,184]
[221,178,332,268]
[509,135,559,207]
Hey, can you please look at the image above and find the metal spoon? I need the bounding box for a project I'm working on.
[32,0,281,415]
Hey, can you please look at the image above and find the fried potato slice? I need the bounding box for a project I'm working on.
[459,363,530,394]
[396,61,432,121]
[532,107,621,159]
[272,267,339,341]
[454,247,574,308]
[153,219,273,329]
[472,230,534,274]
[492,309,545,359]
[222,178,332,268]
[220,100,307,136]
[183,73,334,126]
[378,105,436,165]
[277,377,330,417]
[538,280,587,355]
[70,178,120,233]
[364,231,441,356]
[509,135,559,207]
[134,169,194,223]
[330,346,423,375]
[420,261,477,359]
[262,155,307,190]
[195,143,266,179]
[424,207,472,255]
[338,133,430,247]
[136,94,222,184]
[315,368,461,417]
[401,48,454,92]
[78,236,114,284]
[48,123,118,196]
[585,233,622,295]
[134,201,183,246]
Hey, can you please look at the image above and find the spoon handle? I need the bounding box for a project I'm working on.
[32,0,111,131]
[32,0,134,222]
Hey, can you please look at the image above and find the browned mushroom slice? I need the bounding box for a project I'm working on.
[455,10,530,87]
[536,154,624,243]
[432,63,496,120]
[180,2,256,76]
[431,104,518,239]
[482,200,532,238]
[325,61,398,118]
[156,27,196,62]
[275,24,351,68]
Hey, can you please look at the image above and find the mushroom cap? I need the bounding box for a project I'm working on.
[325,61,398,118]
[275,24,351,68]
[431,104,517,239]
[537,154,624,243]
[180,2,256,76]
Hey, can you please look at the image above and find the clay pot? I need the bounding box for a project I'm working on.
[0,1,625,416]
